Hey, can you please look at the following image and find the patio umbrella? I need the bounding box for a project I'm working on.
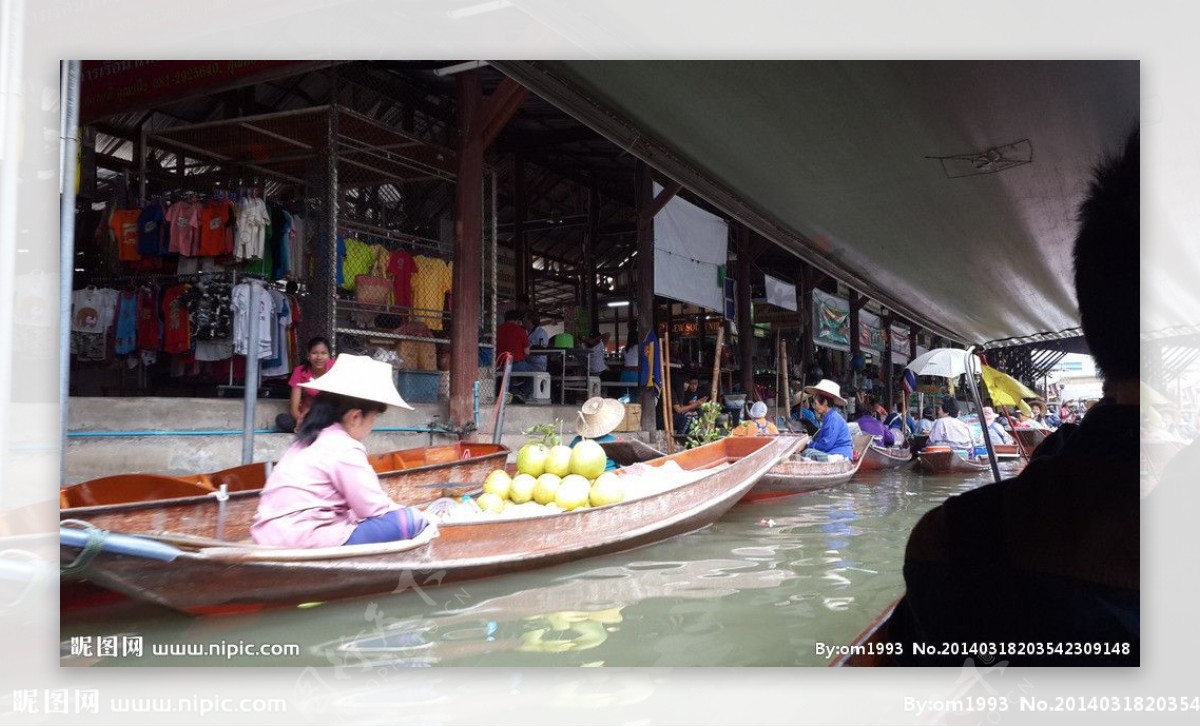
[905,348,976,379]
[980,364,1039,408]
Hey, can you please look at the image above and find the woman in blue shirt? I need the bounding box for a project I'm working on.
[804,379,855,459]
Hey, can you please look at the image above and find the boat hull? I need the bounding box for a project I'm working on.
[916,448,990,474]
[746,434,872,501]
[61,436,801,614]
[859,445,912,471]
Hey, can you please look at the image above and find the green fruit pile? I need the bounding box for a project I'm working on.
[479,441,626,514]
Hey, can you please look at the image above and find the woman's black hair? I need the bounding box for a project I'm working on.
[814,393,830,407]
[296,391,387,446]
[302,336,333,371]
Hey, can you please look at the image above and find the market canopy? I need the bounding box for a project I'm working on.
[496,60,1140,346]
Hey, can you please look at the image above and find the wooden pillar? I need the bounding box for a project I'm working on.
[910,324,918,361]
[451,71,485,430]
[635,161,657,432]
[798,262,815,391]
[735,225,755,398]
[882,312,894,406]
[450,72,529,430]
[849,291,862,362]
[584,185,600,333]
[513,155,528,298]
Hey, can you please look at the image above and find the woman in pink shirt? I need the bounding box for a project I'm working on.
[275,336,335,433]
[252,354,429,548]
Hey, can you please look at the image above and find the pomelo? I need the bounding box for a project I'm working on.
[543,445,574,477]
[569,439,607,479]
[516,443,549,477]
[589,471,625,507]
[477,492,505,514]
[555,474,592,510]
[482,469,512,500]
[509,473,537,504]
[533,473,562,505]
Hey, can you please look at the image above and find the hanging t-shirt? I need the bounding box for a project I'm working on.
[109,209,142,262]
[161,284,192,354]
[234,197,269,260]
[198,199,236,257]
[261,290,293,378]
[114,290,139,355]
[136,203,167,256]
[340,238,373,291]
[231,282,274,359]
[288,216,306,279]
[164,200,200,256]
[136,285,161,351]
[387,249,418,309]
[411,255,453,331]
[71,288,117,333]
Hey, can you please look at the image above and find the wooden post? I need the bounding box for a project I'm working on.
[882,312,894,407]
[711,325,724,401]
[635,160,658,433]
[584,185,599,333]
[798,263,815,392]
[662,328,676,453]
[513,154,528,298]
[780,340,790,423]
[735,224,755,398]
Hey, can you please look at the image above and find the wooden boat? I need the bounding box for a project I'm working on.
[916,446,991,474]
[1013,427,1048,450]
[829,598,899,667]
[745,433,874,502]
[859,444,913,470]
[59,435,801,615]
[600,438,667,467]
[60,442,510,541]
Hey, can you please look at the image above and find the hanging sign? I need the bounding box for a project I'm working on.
[890,324,911,365]
[764,274,797,311]
[812,289,850,351]
[858,310,885,355]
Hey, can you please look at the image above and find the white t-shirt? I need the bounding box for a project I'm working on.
[231,282,274,359]
[623,345,639,368]
[234,198,270,260]
[71,288,118,333]
[927,415,976,450]
[588,342,607,375]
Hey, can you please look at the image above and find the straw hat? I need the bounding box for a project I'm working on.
[299,353,413,409]
[803,379,846,406]
[790,391,810,408]
[576,397,626,438]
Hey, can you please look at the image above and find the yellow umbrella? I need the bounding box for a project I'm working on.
[980,365,1039,408]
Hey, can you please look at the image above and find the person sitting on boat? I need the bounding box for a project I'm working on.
[981,406,1013,445]
[887,130,1139,665]
[855,400,896,448]
[926,396,975,452]
[790,391,821,435]
[803,379,854,460]
[673,376,708,437]
[251,354,429,549]
[276,336,336,433]
[884,399,918,437]
[915,406,936,435]
[568,397,625,471]
[730,400,780,436]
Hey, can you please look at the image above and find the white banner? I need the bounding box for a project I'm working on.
[763,274,797,311]
[858,309,884,354]
[890,324,911,365]
[652,183,728,310]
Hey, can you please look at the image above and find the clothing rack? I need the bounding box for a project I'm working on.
[338,221,452,259]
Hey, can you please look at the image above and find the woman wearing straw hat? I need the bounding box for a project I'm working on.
[730,400,780,437]
[569,397,626,472]
[804,379,854,460]
[251,354,429,548]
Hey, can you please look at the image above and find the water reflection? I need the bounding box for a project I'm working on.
[62,466,987,666]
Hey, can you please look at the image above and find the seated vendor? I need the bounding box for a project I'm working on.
[730,401,780,436]
[855,399,896,447]
[251,354,429,548]
[568,396,626,471]
[927,396,976,451]
[804,379,855,459]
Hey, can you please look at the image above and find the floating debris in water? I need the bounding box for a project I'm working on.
[758,518,776,527]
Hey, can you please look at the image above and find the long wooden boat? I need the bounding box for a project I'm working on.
[916,446,989,474]
[859,444,913,471]
[829,598,900,667]
[745,433,874,502]
[59,436,801,615]
[60,442,510,541]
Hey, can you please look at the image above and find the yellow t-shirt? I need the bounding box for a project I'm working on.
[411,255,453,331]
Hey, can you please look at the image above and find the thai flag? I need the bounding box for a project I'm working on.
[902,369,917,395]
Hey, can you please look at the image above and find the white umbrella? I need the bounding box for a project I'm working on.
[905,347,977,379]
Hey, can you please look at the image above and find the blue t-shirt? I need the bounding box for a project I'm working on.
[114,291,139,355]
[137,203,166,256]
[568,434,619,471]
[810,408,854,458]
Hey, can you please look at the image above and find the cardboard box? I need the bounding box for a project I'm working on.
[616,403,642,432]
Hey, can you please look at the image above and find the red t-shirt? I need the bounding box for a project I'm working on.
[496,321,530,363]
[387,249,417,308]
[109,209,142,262]
[161,285,191,354]
[136,286,161,350]
[198,199,236,256]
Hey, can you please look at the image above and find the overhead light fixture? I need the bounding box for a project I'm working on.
[433,60,491,77]
[607,301,630,308]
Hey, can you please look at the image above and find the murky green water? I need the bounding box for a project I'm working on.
[62,466,1002,667]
